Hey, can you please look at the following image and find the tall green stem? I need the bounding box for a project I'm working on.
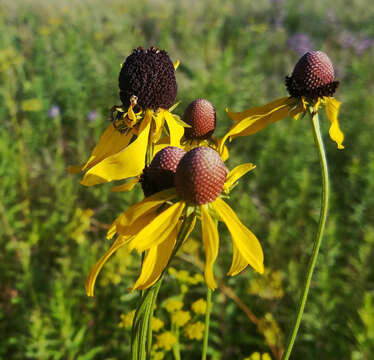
[201,288,212,360]
[282,109,329,360]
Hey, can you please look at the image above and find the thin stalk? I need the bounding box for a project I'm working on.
[282,109,329,360]
[172,325,181,360]
[201,288,212,360]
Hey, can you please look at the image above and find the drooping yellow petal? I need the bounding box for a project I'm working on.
[151,110,165,143]
[324,97,344,149]
[129,201,185,252]
[224,163,256,191]
[112,188,177,235]
[220,97,293,154]
[211,198,264,274]
[132,227,177,290]
[164,111,185,147]
[68,124,133,174]
[201,205,219,290]
[228,242,249,276]
[80,119,151,186]
[111,177,139,192]
[85,235,132,297]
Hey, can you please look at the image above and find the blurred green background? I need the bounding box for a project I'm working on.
[1,0,374,359]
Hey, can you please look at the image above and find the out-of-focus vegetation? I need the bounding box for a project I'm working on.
[1,0,373,359]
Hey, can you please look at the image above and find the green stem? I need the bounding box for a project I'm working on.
[172,325,181,360]
[201,288,212,360]
[282,109,329,360]
[131,213,196,360]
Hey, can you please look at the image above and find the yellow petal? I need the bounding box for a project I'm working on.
[220,97,292,154]
[113,188,177,235]
[228,242,249,276]
[224,163,256,191]
[324,97,344,149]
[80,120,151,186]
[151,110,165,143]
[68,124,133,174]
[226,97,292,122]
[132,227,177,290]
[85,236,132,297]
[173,60,180,70]
[201,205,219,290]
[129,201,185,252]
[211,198,264,274]
[111,177,139,192]
[164,111,184,147]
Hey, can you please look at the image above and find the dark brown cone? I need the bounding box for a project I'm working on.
[140,146,186,197]
[175,147,228,205]
[119,47,177,110]
[285,50,339,98]
[183,99,216,139]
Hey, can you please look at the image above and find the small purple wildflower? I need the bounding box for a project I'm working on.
[288,33,314,55]
[87,110,98,122]
[339,31,374,55]
[47,105,61,118]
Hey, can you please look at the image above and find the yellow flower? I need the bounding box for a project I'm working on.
[191,298,207,315]
[118,310,136,328]
[244,352,272,360]
[184,321,205,340]
[222,51,344,151]
[171,310,191,326]
[248,268,284,300]
[152,317,165,332]
[68,47,186,189]
[85,147,263,296]
[154,331,177,351]
[163,298,184,313]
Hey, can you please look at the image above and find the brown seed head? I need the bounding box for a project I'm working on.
[183,99,216,139]
[119,47,177,110]
[141,146,186,197]
[175,147,228,205]
[285,51,339,98]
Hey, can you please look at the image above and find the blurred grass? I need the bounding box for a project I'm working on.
[0,0,374,359]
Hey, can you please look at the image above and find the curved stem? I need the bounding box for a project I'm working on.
[201,288,212,360]
[282,110,329,360]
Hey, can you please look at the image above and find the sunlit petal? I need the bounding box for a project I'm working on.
[68,124,133,174]
[80,120,151,186]
[151,110,165,143]
[132,227,177,290]
[164,111,184,147]
[224,163,256,191]
[129,201,185,252]
[324,97,344,149]
[111,177,139,192]
[228,242,248,276]
[211,198,264,274]
[201,205,219,290]
[85,236,132,297]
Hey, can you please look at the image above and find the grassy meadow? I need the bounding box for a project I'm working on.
[1,0,374,359]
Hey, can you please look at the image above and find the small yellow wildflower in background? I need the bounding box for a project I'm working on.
[21,99,42,112]
[184,321,205,340]
[152,317,164,332]
[151,350,165,360]
[154,331,177,351]
[191,298,207,315]
[172,310,191,327]
[71,208,94,244]
[258,313,283,348]
[248,268,284,300]
[163,298,184,313]
[244,352,272,360]
[118,310,136,328]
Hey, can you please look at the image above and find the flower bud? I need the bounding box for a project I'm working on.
[175,147,227,205]
[285,50,339,98]
[141,146,186,197]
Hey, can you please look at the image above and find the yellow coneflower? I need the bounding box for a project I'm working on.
[85,146,263,296]
[68,47,186,187]
[220,51,344,151]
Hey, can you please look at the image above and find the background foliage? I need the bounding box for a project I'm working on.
[1,0,373,359]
